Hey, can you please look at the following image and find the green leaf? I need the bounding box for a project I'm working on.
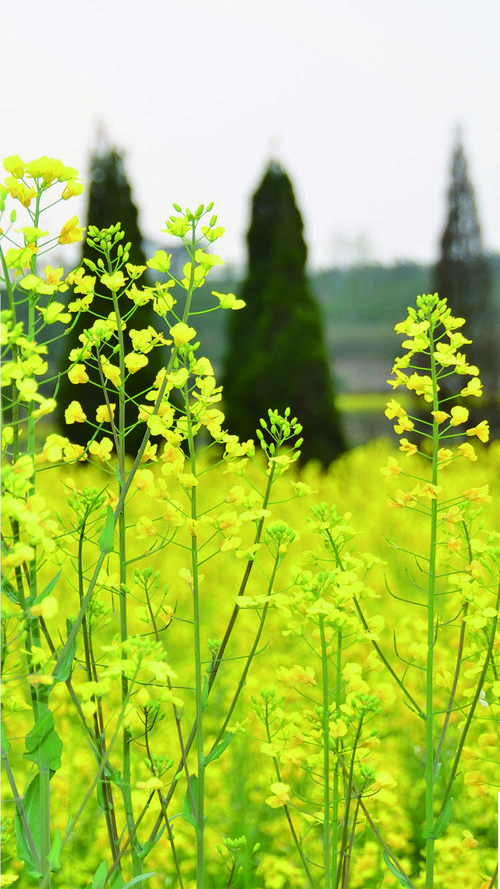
[422,797,453,840]
[52,619,77,683]
[47,827,62,871]
[138,837,162,861]
[202,732,233,766]
[433,796,453,838]
[182,774,198,829]
[29,570,62,608]
[109,868,126,888]
[90,861,108,889]
[382,850,413,888]
[15,774,42,879]
[121,874,156,888]
[98,505,115,554]
[1,571,20,604]
[1,720,10,756]
[23,709,62,771]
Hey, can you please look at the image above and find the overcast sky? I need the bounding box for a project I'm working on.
[3,0,499,269]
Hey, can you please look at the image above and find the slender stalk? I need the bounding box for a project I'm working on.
[264,704,316,889]
[145,464,278,852]
[424,326,441,889]
[438,579,500,818]
[187,411,206,887]
[27,188,52,888]
[331,627,342,883]
[209,545,283,753]
[319,616,331,889]
[110,262,142,878]
[336,716,363,889]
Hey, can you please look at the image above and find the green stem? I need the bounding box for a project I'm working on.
[110,261,141,878]
[424,322,441,889]
[264,706,316,889]
[187,405,205,887]
[331,627,342,883]
[319,616,331,889]
[209,545,282,753]
[29,189,52,888]
[144,465,278,853]
[336,716,363,889]
[438,579,500,818]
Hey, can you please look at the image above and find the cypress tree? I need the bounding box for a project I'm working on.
[432,137,499,396]
[222,161,346,466]
[58,145,164,454]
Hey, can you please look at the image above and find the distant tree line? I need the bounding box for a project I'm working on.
[52,135,498,459]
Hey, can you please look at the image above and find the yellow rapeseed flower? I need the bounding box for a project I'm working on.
[394,415,414,434]
[61,179,84,199]
[100,359,121,387]
[58,216,84,245]
[460,377,482,397]
[169,322,197,348]
[463,485,491,503]
[466,420,489,443]
[4,176,36,207]
[265,782,290,808]
[3,154,25,177]
[384,399,405,420]
[457,442,477,461]
[96,403,116,423]
[431,410,450,424]
[64,400,87,424]
[449,405,469,426]
[89,438,114,462]
[399,438,418,455]
[68,363,90,385]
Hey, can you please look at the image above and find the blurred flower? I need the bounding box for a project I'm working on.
[265,782,290,808]
[58,216,84,244]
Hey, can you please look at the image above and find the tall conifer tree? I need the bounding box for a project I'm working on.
[58,144,164,454]
[222,161,345,466]
[433,137,499,395]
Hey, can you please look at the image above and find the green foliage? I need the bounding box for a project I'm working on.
[222,161,346,466]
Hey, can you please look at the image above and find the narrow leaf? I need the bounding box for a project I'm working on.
[90,861,108,889]
[52,619,77,683]
[1,720,10,756]
[109,867,126,888]
[382,850,413,888]
[15,774,42,879]
[121,874,156,888]
[202,732,233,766]
[47,827,62,871]
[423,796,453,840]
[98,505,115,554]
[138,837,162,861]
[182,774,198,829]
[29,570,61,608]
[1,572,20,604]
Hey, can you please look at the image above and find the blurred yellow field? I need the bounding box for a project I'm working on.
[3,436,499,888]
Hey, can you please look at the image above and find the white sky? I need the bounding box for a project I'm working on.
[2,0,499,269]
